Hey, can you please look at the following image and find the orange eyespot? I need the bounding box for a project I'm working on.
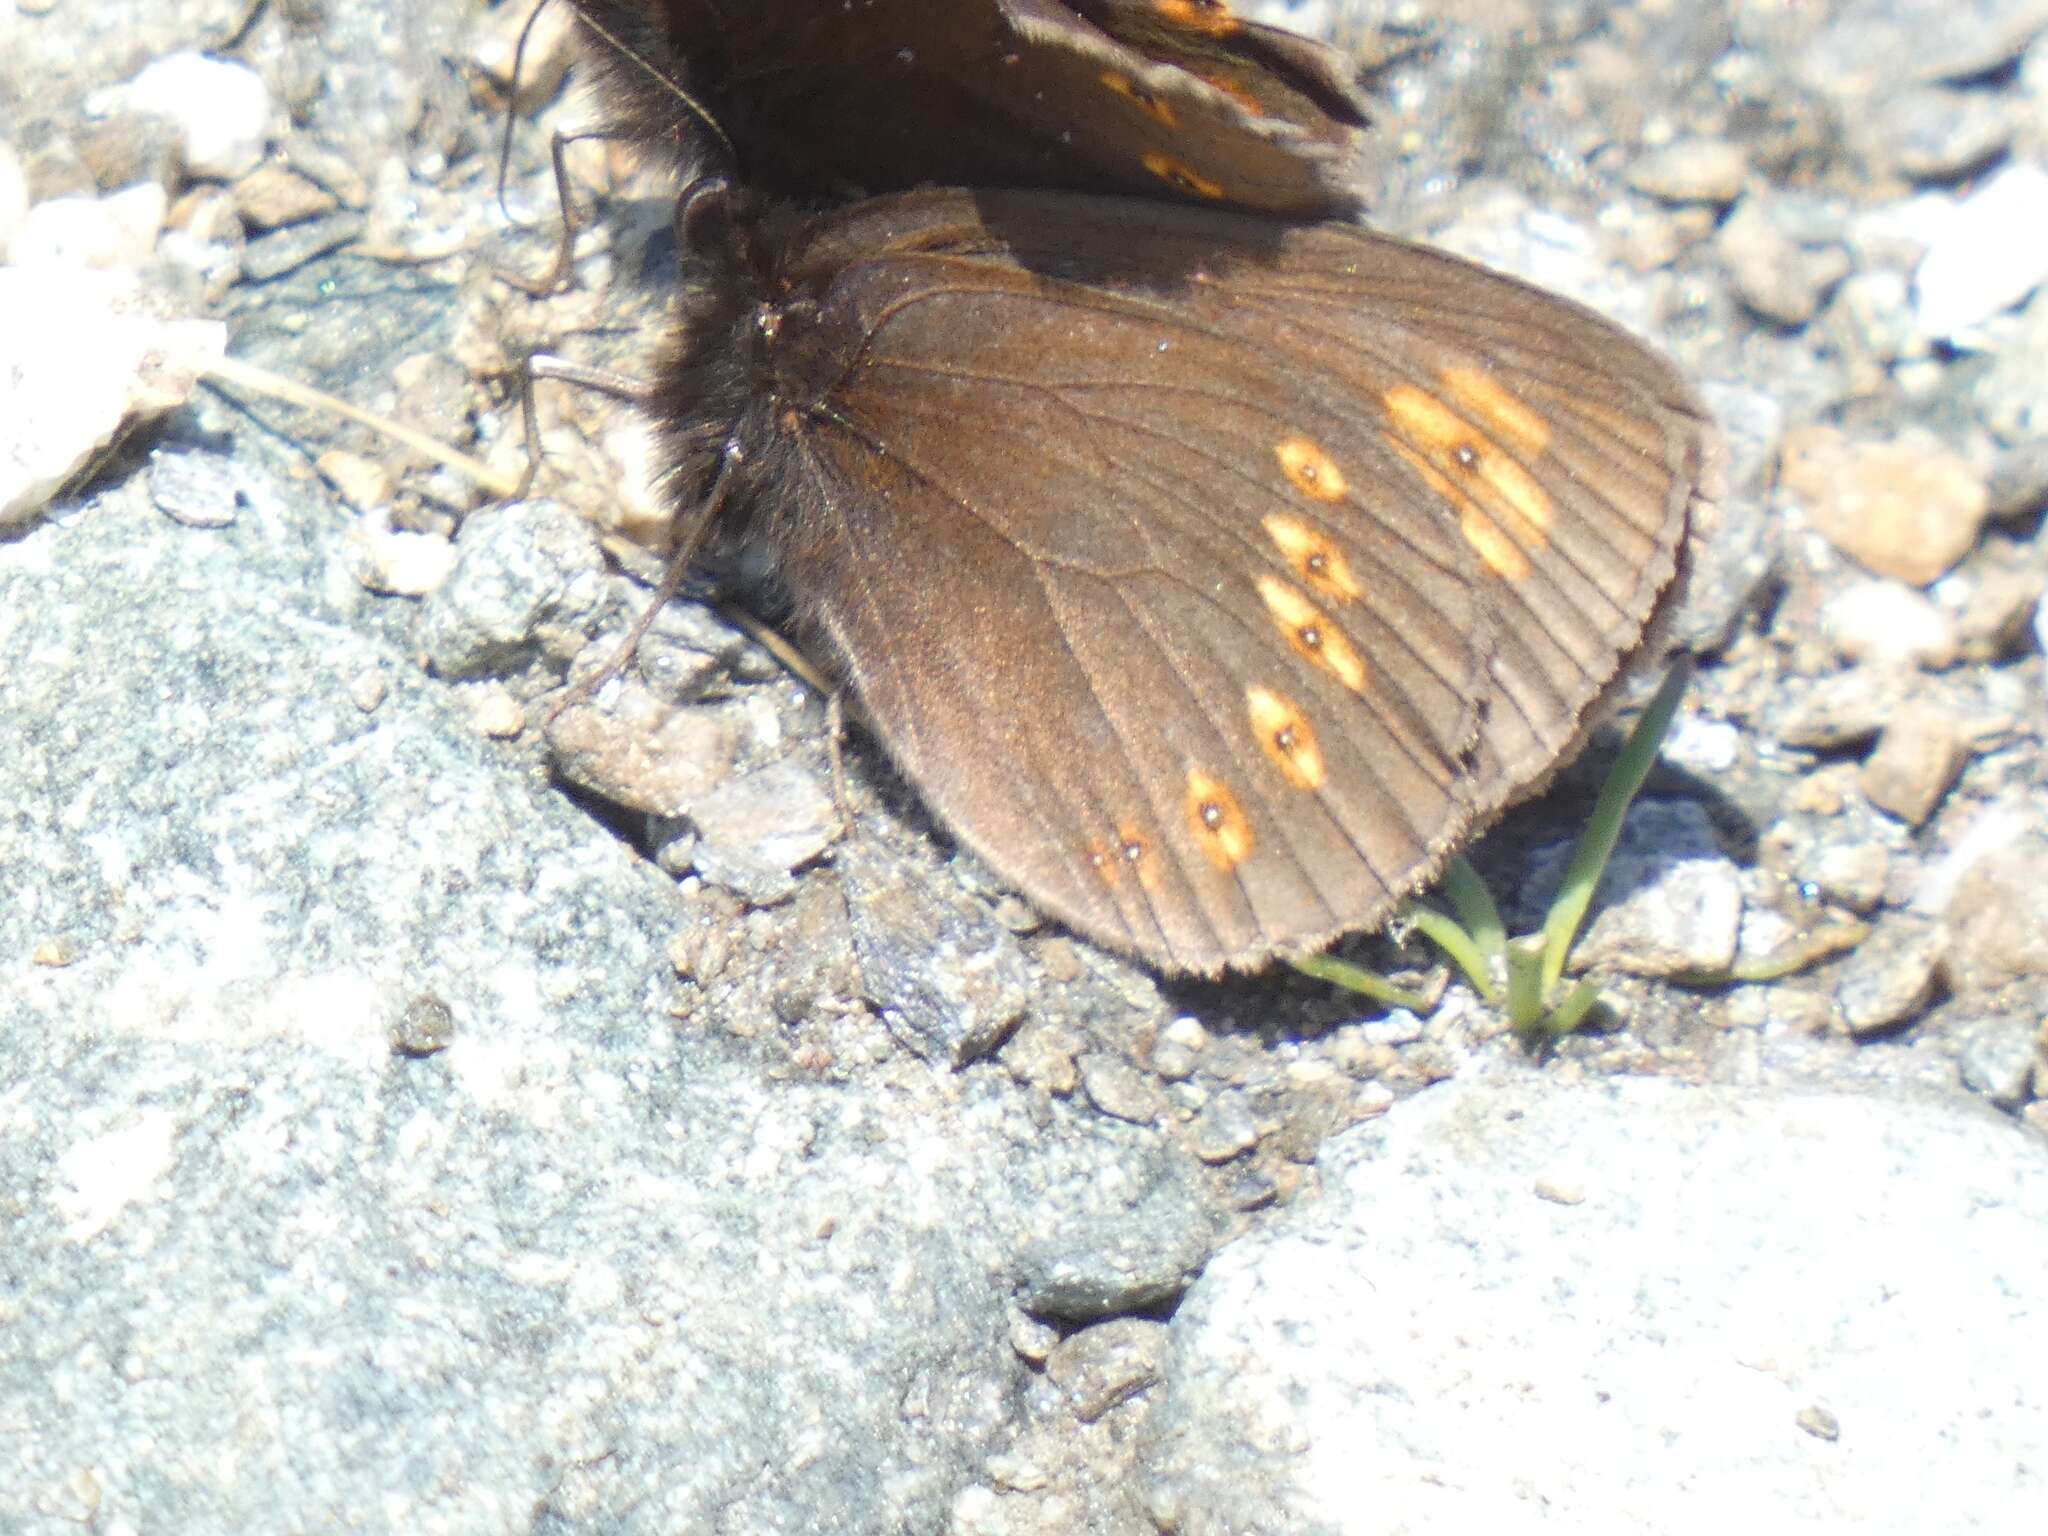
[1155,0,1240,38]
[1262,514,1361,604]
[1100,71,1177,128]
[1185,771,1254,871]
[1246,687,1326,791]
[1274,436,1347,503]
[1141,152,1225,200]
[1254,577,1368,694]
[1382,382,1555,582]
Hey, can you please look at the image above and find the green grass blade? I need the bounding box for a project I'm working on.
[1289,951,1433,1012]
[1538,658,1694,999]
[1404,901,1499,1004]
[1443,856,1506,969]
[1504,933,1547,1028]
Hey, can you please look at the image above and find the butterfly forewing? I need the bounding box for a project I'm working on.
[687,189,1704,971]
[567,0,1367,214]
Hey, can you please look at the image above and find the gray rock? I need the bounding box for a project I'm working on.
[1834,916,1949,1036]
[1080,1053,1169,1127]
[1140,1076,2048,1534]
[1797,0,2048,94]
[1951,1008,2042,1108]
[1942,828,2048,991]
[1976,281,2048,444]
[688,757,840,904]
[0,442,1209,1536]
[237,207,368,282]
[113,51,274,179]
[1821,580,1959,670]
[1766,666,1899,749]
[840,843,1031,1067]
[1862,85,2015,181]
[147,442,243,528]
[1986,439,2048,519]
[1675,382,1785,654]
[1045,1318,1169,1424]
[1008,1139,1214,1322]
[1188,1092,1261,1165]
[0,264,222,529]
[415,499,610,680]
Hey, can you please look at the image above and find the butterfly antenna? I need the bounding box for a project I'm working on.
[496,0,562,222]
[568,2,738,173]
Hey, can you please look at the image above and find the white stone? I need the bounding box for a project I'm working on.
[1913,162,2048,342]
[0,266,225,529]
[117,51,273,180]
[0,139,29,259]
[6,181,167,270]
[1820,578,1959,669]
[1143,1077,2048,1534]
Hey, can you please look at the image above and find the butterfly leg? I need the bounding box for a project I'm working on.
[499,126,644,297]
[543,439,746,727]
[511,352,658,503]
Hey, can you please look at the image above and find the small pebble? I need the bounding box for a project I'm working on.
[1147,1040,1197,1082]
[1782,427,1988,586]
[1717,196,1849,327]
[388,994,456,1057]
[232,163,338,230]
[1860,700,1969,825]
[1952,1014,2039,1109]
[1538,802,1743,979]
[1834,918,1948,1036]
[1820,580,1958,670]
[351,511,460,597]
[347,670,389,713]
[148,446,240,528]
[1768,667,1897,750]
[1807,842,1891,915]
[116,52,273,180]
[1627,137,1748,204]
[1034,938,1083,984]
[321,451,395,513]
[1942,830,2048,991]
[689,759,839,904]
[9,182,167,270]
[1044,1319,1166,1424]
[1188,1093,1260,1164]
[1985,441,2048,521]
[471,688,526,739]
[1078,1055,1167,1126]
[1795,1405,1841,1442]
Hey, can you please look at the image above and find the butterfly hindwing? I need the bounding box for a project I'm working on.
[673,189,1706,970]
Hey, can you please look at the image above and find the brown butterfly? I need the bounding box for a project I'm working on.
[547,0,1717,975]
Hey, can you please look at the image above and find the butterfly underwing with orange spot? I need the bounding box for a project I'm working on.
[553,4,1720,975]
[563,0,1370,214]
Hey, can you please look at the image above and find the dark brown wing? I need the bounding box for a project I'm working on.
[565,0,1367,213]
[740,190,1710,972]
